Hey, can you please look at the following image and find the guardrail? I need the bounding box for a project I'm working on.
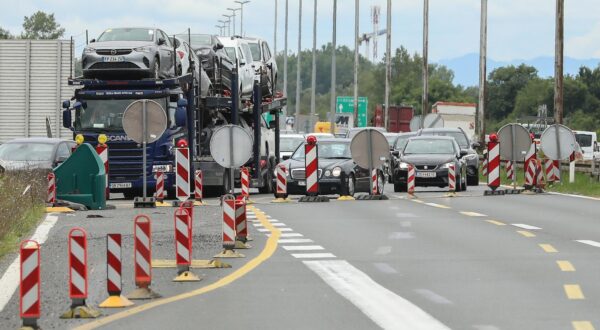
[479,155,600,178]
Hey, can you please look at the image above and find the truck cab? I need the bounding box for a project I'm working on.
[573,130,599,160]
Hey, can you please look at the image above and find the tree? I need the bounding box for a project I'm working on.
[0,27,12,39]
[486,64,538,120]
[21,11,65,39]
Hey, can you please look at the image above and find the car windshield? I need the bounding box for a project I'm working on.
[347,128,385,139]
[281,137,304,152]
[0,142,54,161]
[404,139,455,155]
[394,135,415,150]
[75,98,168,131]
[248,42,261,61]
[224,47,237,61]
[421,131,469,148]
[384,135,397,145]
[575,133,592,147]
[97,28,154,42]
[179,34,212,48]
[292,142,351,160]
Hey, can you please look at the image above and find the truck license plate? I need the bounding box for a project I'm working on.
[110,182,132,189]
[103,56,124,62]
[416,171,436,178]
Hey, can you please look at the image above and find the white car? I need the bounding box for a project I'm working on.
[243,37,278,96]
[171,36,212,97]
[218,37,256,99]
[280,134,305,160]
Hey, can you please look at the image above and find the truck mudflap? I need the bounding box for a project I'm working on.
[196,161,226,186]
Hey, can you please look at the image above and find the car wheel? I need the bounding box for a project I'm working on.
[152,58,160,79]
[346,173,356,197]
[467,173,479,186]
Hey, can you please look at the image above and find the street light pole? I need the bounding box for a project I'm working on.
[384,0,391,131]
[309,0,317,131]
[235,0,251,36]
[218,20,227,36]
[294,0,302,133]
[421,0,429,127]
[223,15,233,36]
[353,0,359,127]
[227,8,240,36]
[329,0,337,134]
[284,0,289,120]
[477,0,487,143]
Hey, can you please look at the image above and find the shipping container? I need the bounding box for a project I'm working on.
[374,105,414,133]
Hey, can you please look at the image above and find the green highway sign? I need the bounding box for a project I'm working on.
[336,96,368,127]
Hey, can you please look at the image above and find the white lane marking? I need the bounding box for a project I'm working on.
[279,228,293,232]
[268,219,279,222]
[258,227,292,232]
[460,211,487,217]
[414,289,453,305]
[373,262,398,274]
[253,222,285,227]
[278,238,314,244]
[396,213,418,218]
[401,221,412,228]
[283,245,325,251]
[0,214,58,313]
[304,260,449,330]
[547,192,600,201]
[473,326,500,330]
[425,203,450,209]
[576,240,600,248]
[389,232,415,239]
[291,253,337,259]
[375,246,392,255]
[511,224,542,230]
[268,233,304,237]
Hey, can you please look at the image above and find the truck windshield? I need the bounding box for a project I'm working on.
[575,134,592,147]
[76,98,168,131]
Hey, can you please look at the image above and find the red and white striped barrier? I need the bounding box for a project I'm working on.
[175,140,190,202]
[20,240,40,328]
[487,138,500,190]
[275,164,287,198]
[47,172,56,204]
[536,159,545,189]
[545,159,561,182]
[448,163,456,192]
[235,199,249,247]
[155,170,165,202]
[481,149,488,176]
[240,167,250,199]
[305,136,319,196]
[96,143,109,199]
[407,164,415,195]
[371,169,378,195]
[524,142,537,187]
[99,234,133,307]
[506,161,515,182]
[214,195,244,257]
[128,215,159,298]
[173,208,199,281]
[194,170,203,202]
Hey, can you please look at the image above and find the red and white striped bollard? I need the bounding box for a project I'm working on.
[524,142,537,188]
[407,164,415,196]
[47,172,56,205]
[481,149,488,176]
[155,170,165,202]
[194,170,203,203]
[215,195,244,258]
[275,164,287,199]
[173,208,200,281]
[240,167,250,199]
[448,163,456,193]
[305,136,319,196]
[235,199,250,248]
[175,139,190,203]
[20,240,40,329]
[371,169,378,195]
[128,215,160,298]
[99,234,133,307]
[506,161,515,182]
[486,134,500,191]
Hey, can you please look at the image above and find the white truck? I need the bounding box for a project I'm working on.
[573,130,600,160]
[431,102,476,141]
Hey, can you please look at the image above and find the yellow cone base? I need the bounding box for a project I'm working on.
[155,201,172,207]
[214,249,245,258]
[271,198,291,203]
[337,195,355,201]
[98,295,134,308]
[60,305,102,319]
[235,240,251,249]
[126,287,161,300]
[152,259,231,268]
[193,201,205,206]
[173,270,202,282]
[45,206,74,213]
[445,192,457,198]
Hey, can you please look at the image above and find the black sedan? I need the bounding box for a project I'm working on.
[391,136,467,192]
[279,138,385,196]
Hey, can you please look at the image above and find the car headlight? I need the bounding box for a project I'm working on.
[324,170,331,177]
[153,164,173,173]
[399,162,409,169]
[441,162,453,169]
[332,167,342,177]
[463,153,478,160]
[134,46,153,53]
[83,47,96,54]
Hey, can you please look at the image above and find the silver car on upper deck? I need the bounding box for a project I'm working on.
[82,27,177,79]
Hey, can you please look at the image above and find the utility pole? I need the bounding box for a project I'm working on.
[284,0,289,120]
[235,1,251,36]
[554,0,564,124]
[353,0,359,127]
[421,0,429,127]
[295,0,302,133]
[384,0,391,131]
[227,8,240,36]
[330,0,337,134]
[310,0,317,131]
[477,0,487,143]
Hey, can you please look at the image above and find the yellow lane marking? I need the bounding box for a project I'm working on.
[517,230,536,238]
[557,261,576,272]
[564,284,585,300]
[424,202,451,209]
[486,220,506,226]
[572,321,595,330]
[75,207,280,330]
[412,199,425,204]
[459,211,487,217]
[539,244,558,253]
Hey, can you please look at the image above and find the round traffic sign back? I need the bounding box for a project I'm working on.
[350,129,389,169]
[409,115,422,132]
[497,123,531,161]
[540,124,576,160]
[122,99,167,144]
[209,125,254,168]
[424,114,444,128]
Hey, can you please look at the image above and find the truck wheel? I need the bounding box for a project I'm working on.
[259,168,273,194]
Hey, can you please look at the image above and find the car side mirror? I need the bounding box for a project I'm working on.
[158,37,166,45]
[62,110,72,129]
[239,59,246,66]
[392,150,400,156]
[90,38,96,43]
[459,150,468,157]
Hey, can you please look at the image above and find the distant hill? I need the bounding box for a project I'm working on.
[437,53,600,87]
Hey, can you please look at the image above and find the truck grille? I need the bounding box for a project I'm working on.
[291,168,322,180]
[106,142,152,181]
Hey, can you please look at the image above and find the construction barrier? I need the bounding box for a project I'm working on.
[536,159,545,189]
[274,164,288,199]
[96,141,109,199]
[371,169,378,195]
[173,208,200,281]
[545,159,560,182]
[99,234,133,308]
[240,167,250,199]
[506,161,515,182]
[214,195,244,258]
[194,170,203,202]
[486,134,500,192]
[47,172,56,204]
[175,140,190,202]
[61,228,100,319]
[407,164,415,196]
[524,142,537,188]
[20,240,40,329]
[481,149,488,176]
[155,170,165,202]
[234,199,250,249]
[305,136,319,196]
[448,163,456,192]
[128,215,160,298]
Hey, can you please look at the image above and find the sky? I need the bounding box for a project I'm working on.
[1,0,599,63]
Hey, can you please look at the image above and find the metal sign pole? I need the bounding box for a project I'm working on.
[367,129,374,195]
[229,126,235,195]
[142,100,148,199]
[554,124,561,182]
[511,124,517,189]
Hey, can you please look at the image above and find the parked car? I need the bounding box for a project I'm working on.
[382,132,398,149]
[0,138,76,171]
[279,138,385,196]
[418,127,480,185]
[345,127,387,139]
[387,132,417,183]
[280,134,305,160]
[83,27,177,79]
[177,34,232,91]
[241,37,278,96]
[218,37,256,99]
[171,36,212,97]
[391,136,467,192]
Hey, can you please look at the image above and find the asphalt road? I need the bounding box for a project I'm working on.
[1,184,600,329]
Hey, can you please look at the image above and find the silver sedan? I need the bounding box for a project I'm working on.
[82,27,177,79]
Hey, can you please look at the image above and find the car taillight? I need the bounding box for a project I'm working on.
[260,160,267,168]
[177,51,185,59]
